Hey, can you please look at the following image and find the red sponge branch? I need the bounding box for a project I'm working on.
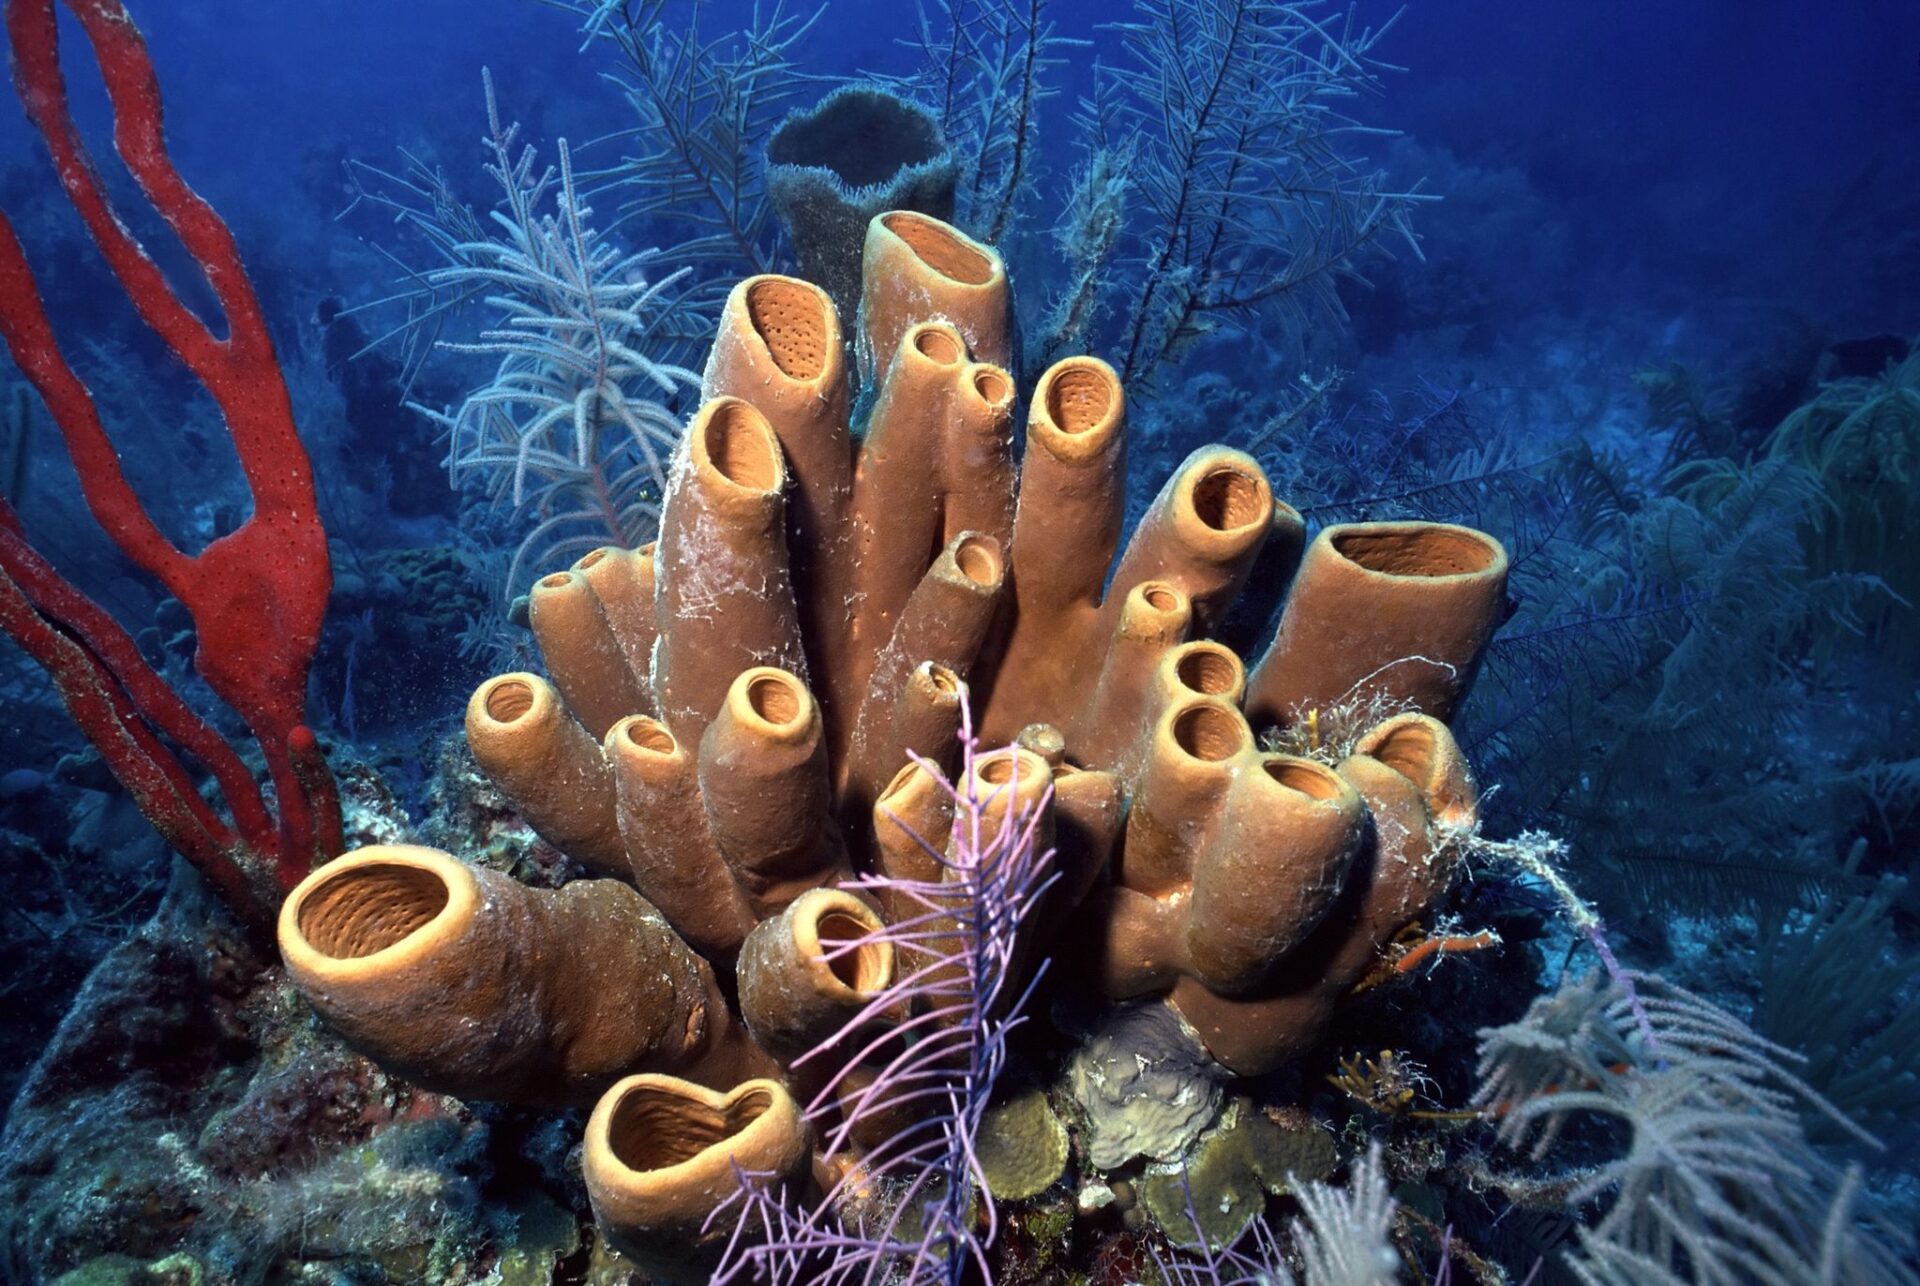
[0,0,341,924]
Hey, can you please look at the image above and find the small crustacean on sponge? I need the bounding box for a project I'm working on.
[277,208,1509,1259]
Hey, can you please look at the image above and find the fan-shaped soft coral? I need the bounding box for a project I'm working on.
[278,207,1509,1260]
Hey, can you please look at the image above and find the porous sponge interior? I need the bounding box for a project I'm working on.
[1334,526,1497,577]
[745,278,829,380]
[1175,648,1239,696]
[703,402,781,490]
[607,1084,775,1170]
[1192,466,1265,532]
[815,908,888,993]
[1045,365,1114,434]
[884,211,993,285]
[298,863,448,959]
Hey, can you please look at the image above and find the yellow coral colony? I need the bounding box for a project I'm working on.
[278,210,1509,1259]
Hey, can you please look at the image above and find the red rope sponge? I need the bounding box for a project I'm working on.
[0,0,341,924]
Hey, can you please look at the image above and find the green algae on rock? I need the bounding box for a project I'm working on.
[977,1088,1071,1201]
[1141,1099,1338,1250]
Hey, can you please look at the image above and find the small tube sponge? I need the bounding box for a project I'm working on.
[653,397,808,744]
[1246,520,1510,728]
[1166,713,1482,1074]
[584,1074,812,1278]
[465,672,627,877]
[859,211,1010,376]
[737,888,895,1064]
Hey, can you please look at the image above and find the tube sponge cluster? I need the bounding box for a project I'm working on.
[277,208,1509,1266]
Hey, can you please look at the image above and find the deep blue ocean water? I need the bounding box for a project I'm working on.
[0,0,1916,1281]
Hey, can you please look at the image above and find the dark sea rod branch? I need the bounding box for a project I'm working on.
[562,0,822,288]
[1108,0,1429,388]
[888,0,1073,240]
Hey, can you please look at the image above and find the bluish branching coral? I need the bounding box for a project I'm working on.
[346,72,706,601]
[1474,970,1916,1284]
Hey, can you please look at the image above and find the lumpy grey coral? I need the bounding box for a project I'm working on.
[1065,1002,1223,1171]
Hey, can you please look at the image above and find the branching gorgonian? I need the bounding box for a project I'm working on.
[1474,970,1915,1285]
[1103,0,1432,387]
[346,71,705,600]
[563,0,820,300]
[715,704,1057,1283]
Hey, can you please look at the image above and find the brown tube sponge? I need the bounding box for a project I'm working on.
[1184,755,1365,995]
[279,845,768,1105]
[1215,501,1307,657]
[1245,521,1510,729]
[858,209,1010,375]
[1035,762,1125,973]
[844,653,969,832]
[528,567,650,740]
[1007,356,1128,620]
[1080,612,1248,785]
[886,660,966,775]
[1118,699,1249,898]
[847,531,1006,802]
[698,666,847,915]
[1049,763,1124,912]
[572,544,659,701]
[965,745,1055,845]
[1333,712,1478,939]
[1167,714,1479,1075]
[872,758,955,926]
[941,361,1018,548]
[584,1074,812,1278]
[702,275,851,506]
[934,745,1056,1009]
[702,275,854,662]
[844,321,967,681]
[653,396,807,741]
[985,356,1128,737]
[1158,642,1247,709]
[737,888,894,1063]
[605,714,757,958]
[1104,446,1275,637]
[1089,884,1186,999]
[881,532,1006,690]
[426,205,1523,1101]
[465,673,627,878]
[1077,580,1192,771]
